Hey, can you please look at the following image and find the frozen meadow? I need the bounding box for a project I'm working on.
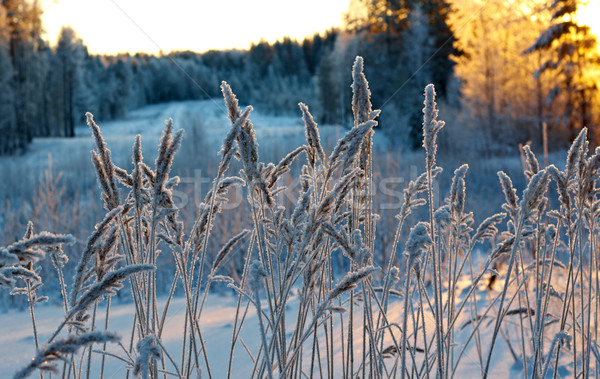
[0,58,596,379]
[0,281,519,378]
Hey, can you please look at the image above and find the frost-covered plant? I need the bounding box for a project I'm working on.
[7,55,600,379]
[0,222,75,355]
[14,331,120,379]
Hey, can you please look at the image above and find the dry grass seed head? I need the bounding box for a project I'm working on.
[434,205,452,229]
[358,129,373,175]
[299,102,325,164]
[221,81,241,123]
[580,147,600,198]
[155,120,184,197]
[318,168,363,220]
[450,164,469,216]
[70,206,123,306]
[351,56,373,125]
[522,145,539,181]
[521,168,549,219]
[566,127,587,178]
[497,171,519,221]
[24,221,33,239]
[340,120,377,174]
[547,165,570,211]
[212,229,250,272]
[235,118,274,206]
[473,213,506,243]
[291,185,313,227]
[113,165,133,187]
[490,235,515,262]
[268,145,305,188]
[249,260,268,286]
[91,151,115,209]
[0,249,19,266]
[0,266,40,288]
[397,168,442,221]
[328,265,377,301]
[405,222,432,268]
[218,105,252,178]
[134,335,161,378]
[71,264,155,319]
[14,331,121,379]
[133,134,143,165]
[328,120,376,174]
[87,113,120,209]
[422,84,445,168]
[6,232,75,265]
[321,223,358,261]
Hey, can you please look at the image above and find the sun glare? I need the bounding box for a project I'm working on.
[41,0,349,55]
[576,0,600,44]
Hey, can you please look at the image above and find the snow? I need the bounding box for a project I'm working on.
[0,99,388,203]
[0,294,257,378]
[0,281,524,378]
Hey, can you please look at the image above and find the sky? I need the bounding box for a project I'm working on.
[41,0,600,56]
[42,0,350,55]
[577,0,600,39]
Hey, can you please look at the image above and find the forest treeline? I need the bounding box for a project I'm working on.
[0,0,599,155]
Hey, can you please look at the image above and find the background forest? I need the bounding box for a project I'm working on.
[1,0,598,155]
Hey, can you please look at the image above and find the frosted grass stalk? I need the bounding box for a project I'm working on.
[250,261,273,379]
[484,169,548,377]
[422,84,445,378]
[401,222,431,378]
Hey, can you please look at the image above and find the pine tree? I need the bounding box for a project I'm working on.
[2,0,44,152]
[403,4,435,147]
[525,0,600,141]
[0,46,17,154]
[55,26,85,137]
[317,51,341,123]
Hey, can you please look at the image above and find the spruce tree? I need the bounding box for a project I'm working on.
[525,0,599,141]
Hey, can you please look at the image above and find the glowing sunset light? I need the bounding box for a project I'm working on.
[576,0,600,42]
[42,0,349,55]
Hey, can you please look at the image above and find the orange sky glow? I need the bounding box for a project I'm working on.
[576,0,600,42]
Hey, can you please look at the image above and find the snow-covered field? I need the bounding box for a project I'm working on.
[0,282,518,378]
[3,98,387,172]
[0,100,574,378]
[0,294,258,378]
[0,99,389,207]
